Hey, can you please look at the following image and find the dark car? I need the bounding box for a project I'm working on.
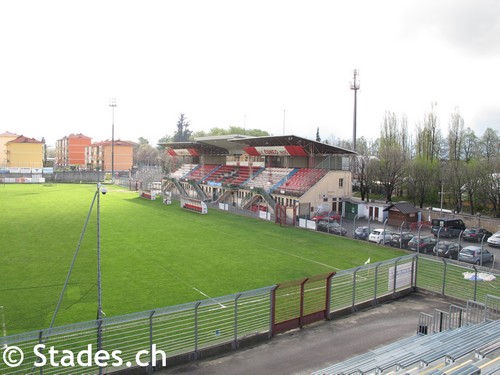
[458,246,494,265]
[462,228,493,243]
[408,236,437,254]
[433,241,461,259]
[317,221,347,236]
[354,226,370,240]
[389,232,415,249]
[431,218,466,238]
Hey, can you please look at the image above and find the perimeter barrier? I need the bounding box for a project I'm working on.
[2,254,499,374]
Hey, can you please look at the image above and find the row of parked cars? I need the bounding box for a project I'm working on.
[353,226,497,265]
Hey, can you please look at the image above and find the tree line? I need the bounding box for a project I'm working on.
[336,105,500,217]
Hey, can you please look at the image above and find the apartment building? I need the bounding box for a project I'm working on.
[85,139,134,172]
[55,133,92,169]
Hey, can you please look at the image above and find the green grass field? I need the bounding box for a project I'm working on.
[0,183,406,335]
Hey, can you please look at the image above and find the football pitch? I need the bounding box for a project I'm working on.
[0,183,405,335]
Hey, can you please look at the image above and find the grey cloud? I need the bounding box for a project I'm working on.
[405,0,500,56]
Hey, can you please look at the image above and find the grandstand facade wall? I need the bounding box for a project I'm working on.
[273,170,352,215]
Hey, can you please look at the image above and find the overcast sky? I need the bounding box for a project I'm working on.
[1,0,499,147]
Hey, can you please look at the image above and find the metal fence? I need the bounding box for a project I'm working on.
[2,254,499,374]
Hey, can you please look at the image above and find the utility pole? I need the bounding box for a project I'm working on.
[109,98,117,183]
[350,69,360,152]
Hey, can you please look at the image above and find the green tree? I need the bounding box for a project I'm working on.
[192,126,270,138]
[316,127,321,142]
[172,113,193,142]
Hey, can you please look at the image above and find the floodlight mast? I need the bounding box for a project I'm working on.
[350,69,360,152]
[109,98,117,183]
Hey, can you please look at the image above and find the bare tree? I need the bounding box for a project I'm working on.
[479,127,499,163]
[134,137,160,167]
[375,112,408,202]
[375,145,406,202]
[352,137,376,201]
[415,103,442,162]
[462,128,479,162]
[407,158,439,208]
[447,108,465,161]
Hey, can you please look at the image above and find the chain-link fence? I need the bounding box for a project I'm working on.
[2,254,499,374]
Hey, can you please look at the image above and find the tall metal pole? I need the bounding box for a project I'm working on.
[96,182,103,374]
[350,70,360,151]
[109,98,117,183]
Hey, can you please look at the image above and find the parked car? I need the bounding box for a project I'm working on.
[317,221,347,236]
[487,231,500,248]
[368,229,393,244]
[311,212,341,222]
[462,228,493,243]
[433,241,461,260]
[354,226,370,240]
[389,232,415,249]
[458,246,494,265]
[431,218,466,238]
[408,236,437,254]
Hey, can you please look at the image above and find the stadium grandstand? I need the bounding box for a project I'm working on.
[160,135,356,222]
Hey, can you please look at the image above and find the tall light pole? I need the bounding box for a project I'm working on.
[96,183,105,375]
[109,98,117,183]
[350,69,360,151]
[283,109,286,135]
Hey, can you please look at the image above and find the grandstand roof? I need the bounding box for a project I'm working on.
[162,135,356,156]
[230,135,356,155]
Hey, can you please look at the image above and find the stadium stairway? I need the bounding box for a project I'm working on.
[311,319,500,375]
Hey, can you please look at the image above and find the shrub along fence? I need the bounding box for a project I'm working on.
[2,254,499,375]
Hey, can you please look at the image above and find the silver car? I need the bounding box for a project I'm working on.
[368,229,393,244]
[487,231,500,248]
[458,246,494,265]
